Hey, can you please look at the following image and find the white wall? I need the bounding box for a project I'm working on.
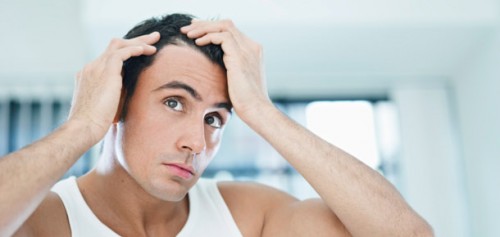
[453,26,500,237]
[0,0,85,87]
[391,27,500,236]
[391,84,470,237]
[394,18,500,237]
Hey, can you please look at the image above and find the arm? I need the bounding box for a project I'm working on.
[0,32,160,236]
[182,20,433,236]
[243,103,433,236]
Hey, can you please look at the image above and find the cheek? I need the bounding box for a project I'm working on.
[207,128,223,146]
[205,129,223,159]
[128,107,180,141]
[119,124,153,172]
[194,129,224,173]
[120,113,180,166]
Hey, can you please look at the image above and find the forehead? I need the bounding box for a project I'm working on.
[137,45,228,100]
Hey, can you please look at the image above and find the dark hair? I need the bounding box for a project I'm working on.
[120,13,225,119]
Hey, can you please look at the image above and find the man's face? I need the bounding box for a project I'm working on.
[116,45,230,201]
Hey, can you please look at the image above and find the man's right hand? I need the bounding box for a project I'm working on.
[0,32,160,237]
[68,32,160,143]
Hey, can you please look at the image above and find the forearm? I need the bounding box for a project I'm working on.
[243,104,432,236]
[0,119,98,235]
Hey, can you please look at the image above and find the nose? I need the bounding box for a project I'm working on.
[176,119,207,155]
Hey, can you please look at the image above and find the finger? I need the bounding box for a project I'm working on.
[194,32,240,53]
[180,19,197,33]
[195,32,234,46]
[133,31,161,44]
[183,21,226,38]
[107,31,160,50]
[118,44,157,60]
[182,20,239,39]
[104,44,157,74]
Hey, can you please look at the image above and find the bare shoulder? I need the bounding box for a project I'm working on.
[13,191,70,237]
[218,181,351,237]
[218,180,298,207]
[263,198,352,237]
[217,181,297,237]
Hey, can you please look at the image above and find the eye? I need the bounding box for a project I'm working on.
[205,114,223,129]
[164,97,184,111]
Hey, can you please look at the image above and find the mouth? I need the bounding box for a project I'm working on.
[162,163,195,180]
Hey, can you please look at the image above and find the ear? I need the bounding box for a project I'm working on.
[113,88,127,124]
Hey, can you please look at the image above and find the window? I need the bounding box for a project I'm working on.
[306,101,380,169]
[206,99,401,199]
[0,97,96,178]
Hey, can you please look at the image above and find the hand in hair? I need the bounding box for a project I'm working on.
[181,20,271,123]
[68,32,160,142]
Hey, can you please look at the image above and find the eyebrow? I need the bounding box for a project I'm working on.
[215,102,233,113]
[154,80,233,113]
[155,81,201,100]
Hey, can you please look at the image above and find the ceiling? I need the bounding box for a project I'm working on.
[1,0,499,99]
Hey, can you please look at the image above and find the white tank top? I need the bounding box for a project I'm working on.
[51,177,243,237]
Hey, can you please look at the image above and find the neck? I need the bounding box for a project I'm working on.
[77,126,189,236]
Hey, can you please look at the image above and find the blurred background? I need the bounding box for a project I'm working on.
[0,0,499,236]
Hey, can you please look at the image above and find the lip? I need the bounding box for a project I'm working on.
[162,163,195,179]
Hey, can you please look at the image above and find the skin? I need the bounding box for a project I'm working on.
[0,19,434,237]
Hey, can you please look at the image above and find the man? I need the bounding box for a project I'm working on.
[0,13,433,236]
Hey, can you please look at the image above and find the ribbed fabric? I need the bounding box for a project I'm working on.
[51,177,242,237]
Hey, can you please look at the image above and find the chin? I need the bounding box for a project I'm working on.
[147,176,198,202]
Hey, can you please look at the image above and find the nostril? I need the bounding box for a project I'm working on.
[181,145,193,151]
